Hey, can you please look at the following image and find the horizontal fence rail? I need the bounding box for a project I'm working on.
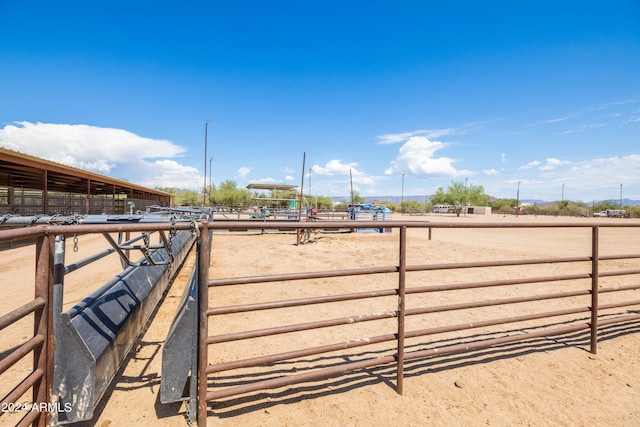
[197,220,640,426]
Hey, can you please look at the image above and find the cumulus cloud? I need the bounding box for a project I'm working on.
[0,121,203,189]
[312,159,361,176]
[311,160,377,186]
[384,136,467,177]
[147,159,201,188]
[237,166,251,180]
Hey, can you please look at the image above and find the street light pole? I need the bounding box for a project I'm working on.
[562,183,565,203]
[516,181,521,214]
[203,120,211,205]
[620,184,623,209]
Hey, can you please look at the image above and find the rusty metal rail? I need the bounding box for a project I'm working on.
[0,231,53,427]
[0,221,196,426]
[196,220,640,426]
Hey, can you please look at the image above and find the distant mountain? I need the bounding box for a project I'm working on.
[331,196,640,206]
[522,198,639,207]
[330,195,425,204]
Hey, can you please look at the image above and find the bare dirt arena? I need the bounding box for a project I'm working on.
[2,213,639,426]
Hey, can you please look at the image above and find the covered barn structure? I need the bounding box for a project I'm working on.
[247,183,300,209]
[0,147,173,216]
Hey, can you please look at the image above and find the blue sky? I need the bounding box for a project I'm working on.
[1,1,639,203]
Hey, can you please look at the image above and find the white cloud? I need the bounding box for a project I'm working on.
[376,131,424,145]
[541,158,572,170]
[539,116,570,124]
[312,159,361,176]
[237,166,251,180]
[483,169,499,176]
[376,129,455,145]
[384,136,467,177]
[560,122,606,134]
[520,158,572,171]
[0,121,204,189]
[310,160,378,189]
[499,154,640,201]
[256,177,278,183]
[569,155,639,184]
[0,122,183,168]
[145,160,201,189]
[520,160,541,170]
[501,153,507,163]
[285,175,294,181]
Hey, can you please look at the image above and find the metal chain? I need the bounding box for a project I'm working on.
[166,215,177,277]
[168,215,176,250]
[190,218,199,236]
[73,234,79,252]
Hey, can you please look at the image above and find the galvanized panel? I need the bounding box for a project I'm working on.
[160,262,197,407]
[53,230,195,423]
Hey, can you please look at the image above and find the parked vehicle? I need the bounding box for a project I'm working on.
[432,204,454,213]
[606,209,626,218]
[593,209,627,218]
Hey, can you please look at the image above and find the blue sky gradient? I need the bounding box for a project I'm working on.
[1,1,639,203]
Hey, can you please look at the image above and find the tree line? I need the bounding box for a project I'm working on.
[156,179,639,217]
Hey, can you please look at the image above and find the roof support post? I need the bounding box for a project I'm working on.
[43,169,48,215]
[86,178,91,215]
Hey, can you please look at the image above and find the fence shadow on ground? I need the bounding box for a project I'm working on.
[207,315,640,419]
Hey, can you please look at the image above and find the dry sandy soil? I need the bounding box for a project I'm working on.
[1,213,639,426]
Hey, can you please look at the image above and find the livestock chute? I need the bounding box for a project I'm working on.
[47,213,200,424]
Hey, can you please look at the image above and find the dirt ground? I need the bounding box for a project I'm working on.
[1,213,639,426]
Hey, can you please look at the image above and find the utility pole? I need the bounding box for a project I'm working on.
[516,181,521,215]
[203,119,211,205]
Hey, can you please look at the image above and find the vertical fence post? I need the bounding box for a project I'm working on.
[33,232,53,427]
[396,226,407,395]
[590,226,599,354]
[50,235,66,426]
[197,221,211,426]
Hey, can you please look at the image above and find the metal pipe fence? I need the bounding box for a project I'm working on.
[1,219,639,426]
[0,230,53,427]
[197,220,640,426]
